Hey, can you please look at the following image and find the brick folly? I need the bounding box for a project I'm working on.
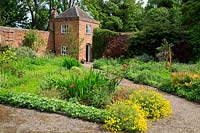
[0,6,99,62]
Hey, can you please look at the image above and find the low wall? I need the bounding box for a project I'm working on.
[0,26,50,54]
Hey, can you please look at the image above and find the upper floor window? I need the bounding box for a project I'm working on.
[86,24,92,34]
[61,24,68,34]
[61,45,68,55]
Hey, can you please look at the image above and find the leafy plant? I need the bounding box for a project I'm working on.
[135,53,154,62]
[156,38,174,73]
[41,69,115,108]
[15,46,37,58]
[0,90,109,123]
[23,30,45,52]
[168,72,200,102]
[129,89,172,120]
[62,57,81,69]
[93,28,117,59]
[104,100,147,132]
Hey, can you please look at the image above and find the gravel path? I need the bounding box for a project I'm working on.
[0,105,109,133]
[0,63,199,133]
[120,79,200,133]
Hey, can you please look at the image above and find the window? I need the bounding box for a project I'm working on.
[86,24,92,34]
[61,45,68,55]
[61,24,68,33]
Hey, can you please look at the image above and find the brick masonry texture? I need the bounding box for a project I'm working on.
[49,18,99,61]
[0,26,49,54]
[0,7,99,60]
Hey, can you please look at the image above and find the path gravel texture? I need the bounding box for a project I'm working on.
[0,105,109,133]
[120,79,200,133]
[0,63,199,133]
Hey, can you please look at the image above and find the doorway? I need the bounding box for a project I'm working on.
[86,44,91,62]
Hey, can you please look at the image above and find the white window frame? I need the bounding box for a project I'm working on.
[61,45,68,56]
[86,24,92,34]
[61,24,68,34]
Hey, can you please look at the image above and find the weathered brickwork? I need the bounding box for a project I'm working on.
[48,7,99,61]
[0,7,99,60]
[0,26,49,54]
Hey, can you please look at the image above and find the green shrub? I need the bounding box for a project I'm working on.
[0,44,9,53]
[62,57,81,69]
[168,72,200,102]
[15,46,37,58]
[0,90,108,123]
[41,69,116,108]
[135,53,154,62]
[104,100,147,132]
[93,28,117,59]
[23,30,45,52]
[129,89,172,120]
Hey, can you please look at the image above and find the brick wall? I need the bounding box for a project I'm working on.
[49,18,99,61]
[0,26,49,54]
[79,20,99,61]
[49,18,79,56]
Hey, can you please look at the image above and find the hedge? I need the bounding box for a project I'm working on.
[93,28,117,59]
[0,90,108,123]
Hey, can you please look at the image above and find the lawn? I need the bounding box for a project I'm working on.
[0,57,64,94]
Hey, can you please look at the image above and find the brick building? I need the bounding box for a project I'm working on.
[48,6,99,62]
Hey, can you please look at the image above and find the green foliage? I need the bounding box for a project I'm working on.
[188,23,200,61]
[146,0,178,9]
[94,58,200,102]
[104,100,147,132]
[93,28,117,59]
[41,69,117,108]
[182,0,200,27]
[135,53,154,62]
[82,0,144,32]
[23,30,45,52]
[0,56,64,93]
[15,46,37,59]
[62,57,81,69]
[104,88,172,132]
[0,48,17,65]
[0,91,108,123]
[129,89,172,119]
[161,72,200,102]
[93,58,123,69]
[0,0,27,27]
[128,7,190,62]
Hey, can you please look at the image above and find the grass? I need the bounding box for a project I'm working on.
[0,57,64,94]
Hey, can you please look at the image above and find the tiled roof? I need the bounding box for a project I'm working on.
[56,6,99,23]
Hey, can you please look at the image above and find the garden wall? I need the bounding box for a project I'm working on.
[0,26,50,54]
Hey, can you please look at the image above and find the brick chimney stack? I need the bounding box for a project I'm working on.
[52,7,58,18]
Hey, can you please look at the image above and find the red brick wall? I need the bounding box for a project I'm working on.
[49,18,79,56]
[79,20,99,61]
[0,26,49,54]
[49,18,99,61]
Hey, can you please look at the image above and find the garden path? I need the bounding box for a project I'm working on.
[0,104,109,133]
[0,63,199,133]
[120,79,200,133]
[85,63,200,133]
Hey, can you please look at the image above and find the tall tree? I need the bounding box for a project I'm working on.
[0,0,27,27]
[22,0,49,30]
[146,0,180,9]
[82,0,143,32]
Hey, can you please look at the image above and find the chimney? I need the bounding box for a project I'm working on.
[52,7,58,18]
